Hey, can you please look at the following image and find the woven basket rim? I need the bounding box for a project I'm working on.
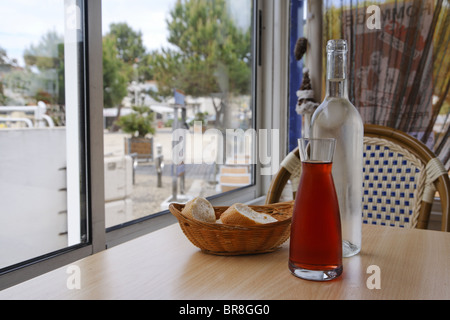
[169,201,293,231]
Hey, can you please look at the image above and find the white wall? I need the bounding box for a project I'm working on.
[0,128,68,268]
[0,128,134,268]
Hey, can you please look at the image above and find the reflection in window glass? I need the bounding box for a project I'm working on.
[0,0,87,270]
[102,0,255,228]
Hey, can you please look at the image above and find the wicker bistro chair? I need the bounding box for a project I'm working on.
[266,124,450,231]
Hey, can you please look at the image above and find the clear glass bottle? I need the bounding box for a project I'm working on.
[309,39,363,257]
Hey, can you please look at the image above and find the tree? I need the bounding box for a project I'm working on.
[22,30,65,106]
[108,22,153,82]
[103,34,128,109]
[103,23,150,131]
[151,0,252,129]
[23,30,63,71]
[108,23,146,65]
[0,47,18,70]
[0,47,18,105]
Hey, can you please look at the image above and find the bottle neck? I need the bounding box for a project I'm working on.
[326,79,347,98]
[325,51,348,98]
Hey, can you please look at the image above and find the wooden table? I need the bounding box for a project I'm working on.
[1,223,449,300]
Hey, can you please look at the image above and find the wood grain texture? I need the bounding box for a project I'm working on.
[1,224,449,300]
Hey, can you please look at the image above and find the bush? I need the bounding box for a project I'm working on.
[116,106,155,138]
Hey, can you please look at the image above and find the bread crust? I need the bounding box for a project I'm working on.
[181,197,216,223]
[220,203,277,226]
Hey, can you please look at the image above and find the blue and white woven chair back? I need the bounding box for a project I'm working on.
[362,137,425,228]
[275,136,447,229]
[267,125,449,231]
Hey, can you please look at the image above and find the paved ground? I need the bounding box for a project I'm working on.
[104,128,219,222]
[131,162,219,218]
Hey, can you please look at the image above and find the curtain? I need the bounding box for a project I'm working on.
[323,0,450,170]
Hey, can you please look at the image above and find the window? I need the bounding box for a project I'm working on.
[0,0,290,289]
[0,0,89,271]
[101,0,258,230]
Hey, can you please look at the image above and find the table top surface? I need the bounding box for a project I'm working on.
[1,223,449,300]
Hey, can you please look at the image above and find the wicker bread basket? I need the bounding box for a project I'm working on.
[169,201,293,255]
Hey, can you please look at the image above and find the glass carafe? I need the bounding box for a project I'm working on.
[289,138,343,281]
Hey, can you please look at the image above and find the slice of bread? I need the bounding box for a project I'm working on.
[220,203,278,226]
[182,197,216,223]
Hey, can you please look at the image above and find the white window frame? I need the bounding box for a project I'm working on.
[0,0,291,290]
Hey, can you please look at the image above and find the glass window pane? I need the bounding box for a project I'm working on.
[0,0,87,270]
[102,0,255,228]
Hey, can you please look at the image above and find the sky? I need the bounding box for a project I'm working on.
[0,0,176,66]
[0,0,65,65]
[102,0,176,51]
[0,0,251,67]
